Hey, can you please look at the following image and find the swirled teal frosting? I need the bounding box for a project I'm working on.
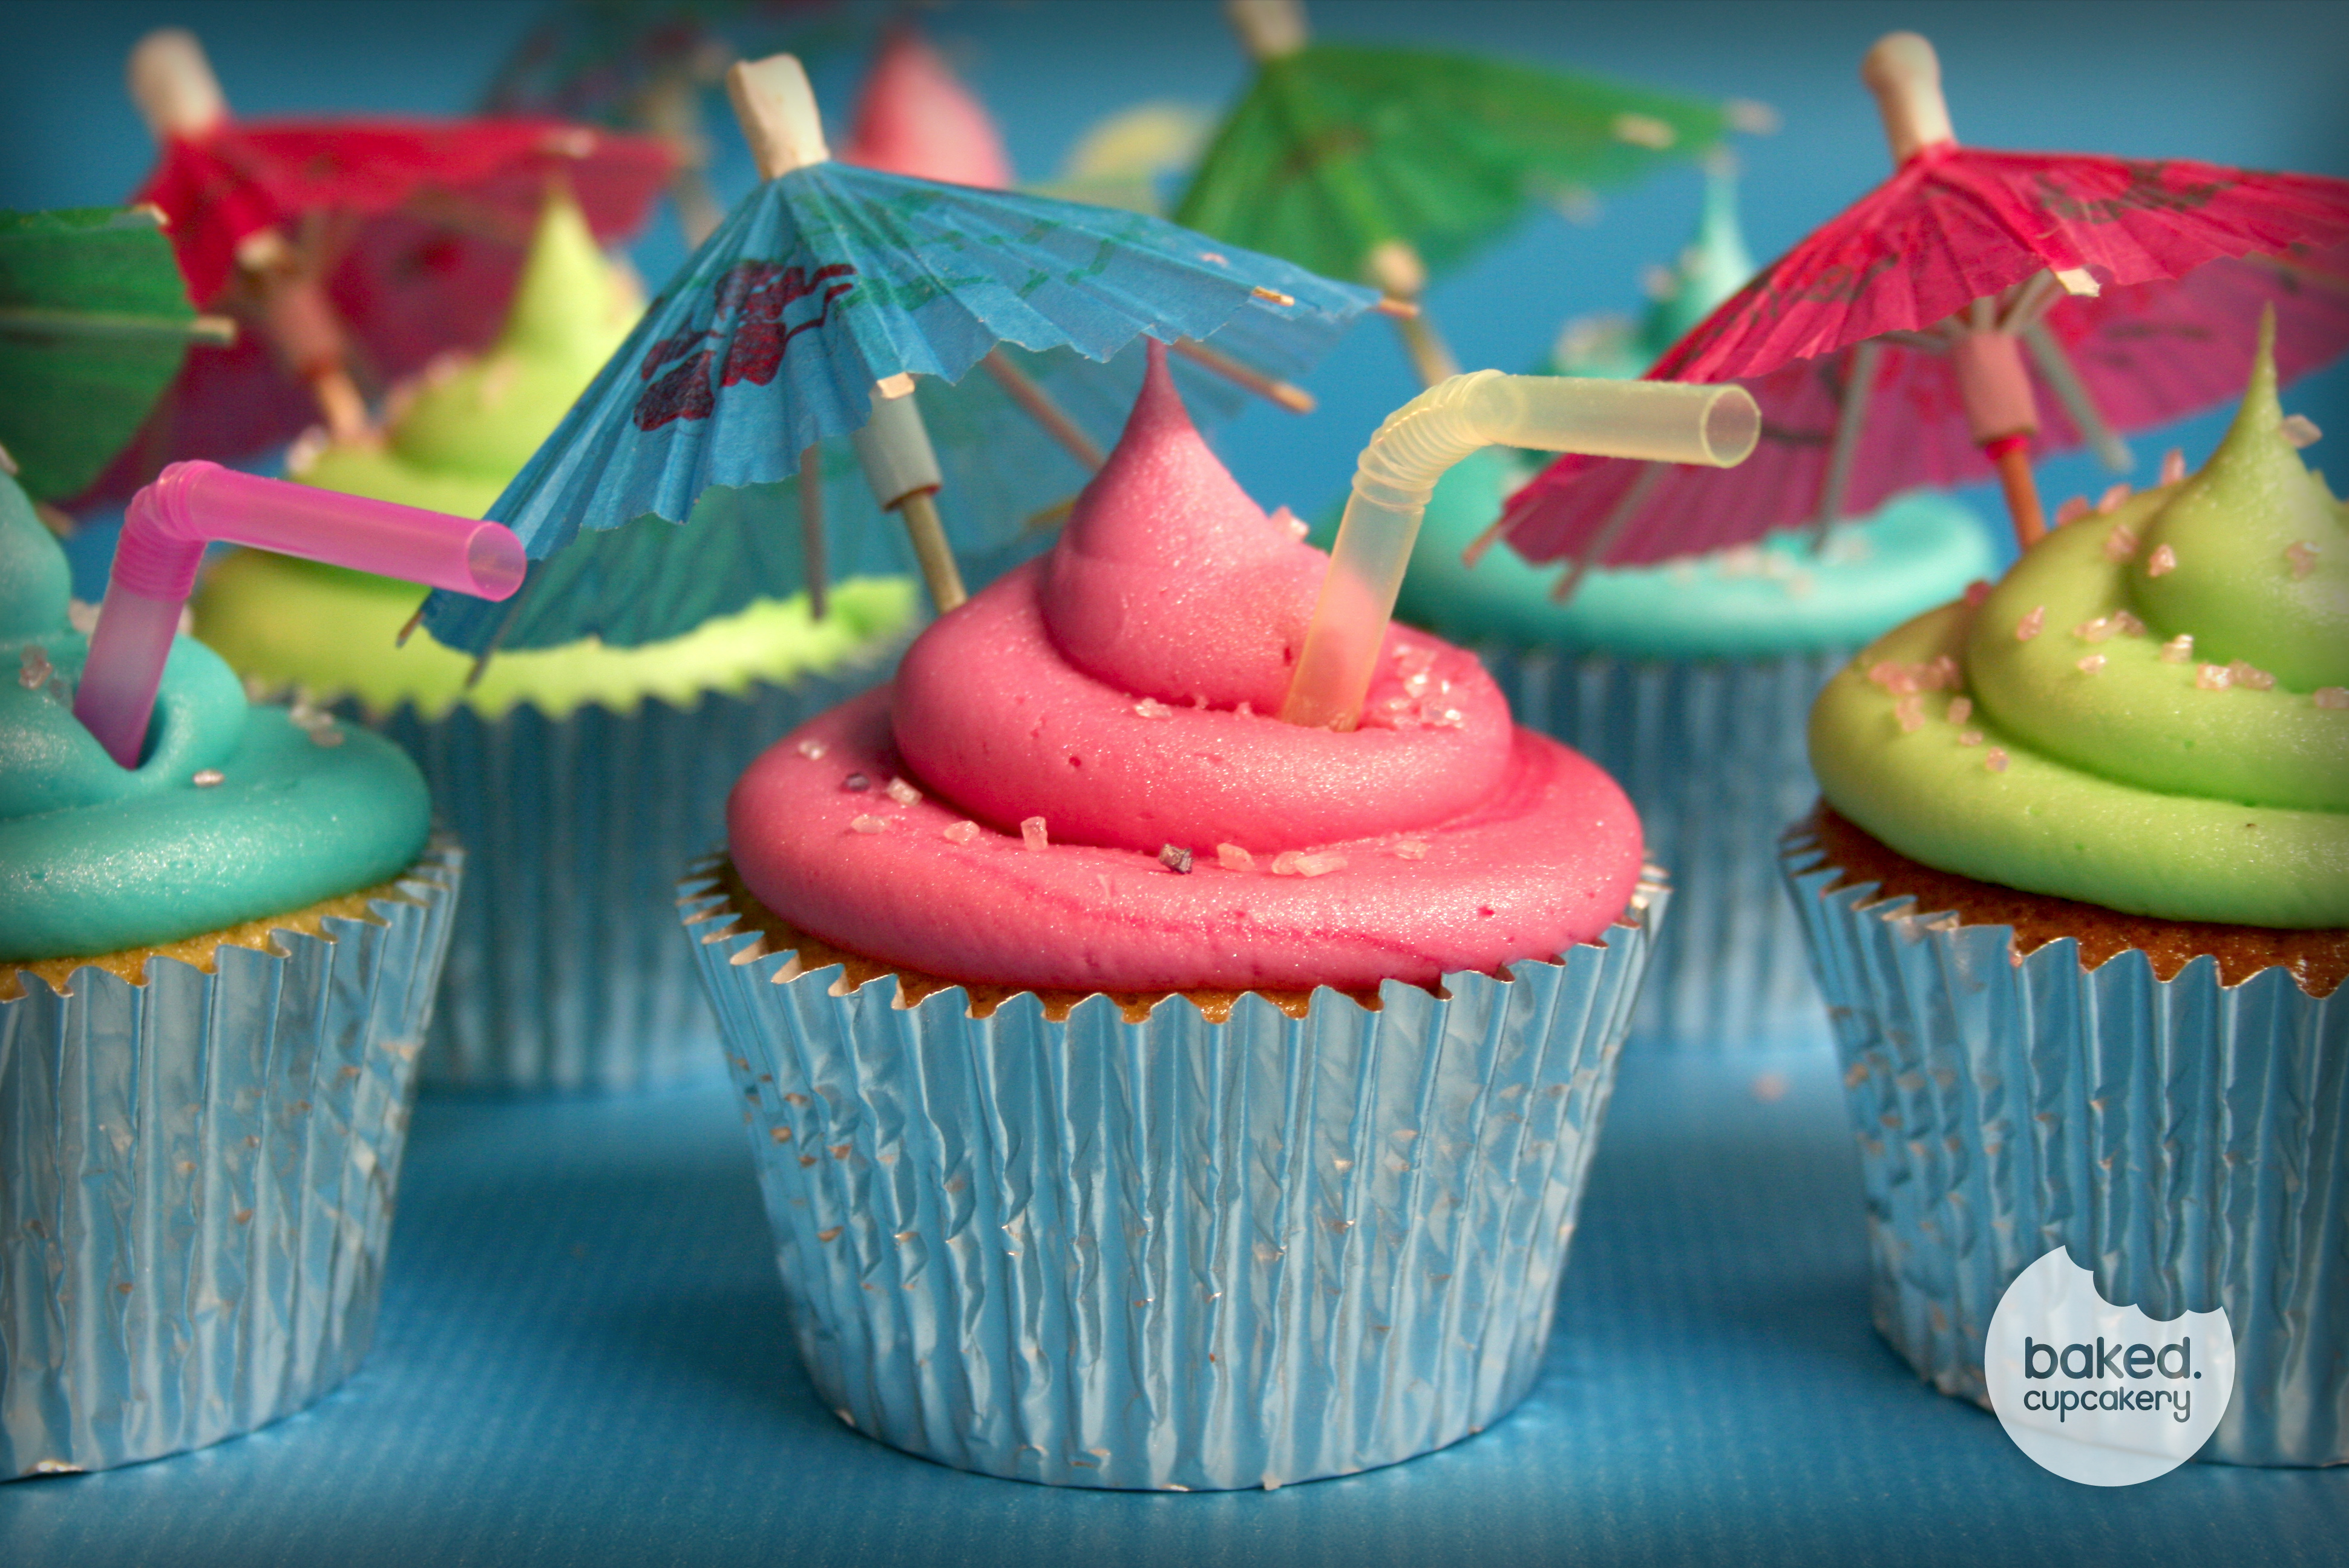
[1379,448,1999,659]
[1,474,430,963]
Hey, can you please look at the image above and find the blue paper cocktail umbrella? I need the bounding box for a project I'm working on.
[421,54,1379,660]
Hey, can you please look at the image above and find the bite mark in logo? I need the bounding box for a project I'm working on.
[1985,1248,2234,1486]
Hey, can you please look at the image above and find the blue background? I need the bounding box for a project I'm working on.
[3,3,2346,1564]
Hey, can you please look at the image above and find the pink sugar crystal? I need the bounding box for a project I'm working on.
[885,777,922,806]
[2227,660,2275,691]
[2148,544,2177,577]
[2102,525,2140,563]
[1216,843,1253,871]
[1984,748,2009,773]
[2095,483,2132,514]
[1926,656,1961,690]
[2160,448,2187,485]
[2111,609,2146,637]
[2073,616,2115,644]
[2315,688,2349,711]
[942,820,980,845]
[1959,728,1984,746]
[1947,696,1972,725]
[1020,816,1049,851]
[1866,660,1900,690]
[851,815,889,835]
[2160,633,2194,664]
[2196,663,2232,691]
[2281,414,2321,449]
[2054,496,2091,526]
[2015,606,2045,641]
[308,725,344,748]
[17,644,50,690]
[2286,541,2319,580]
[1133,696,1173,720]
[1894,694,1924,732]
[2077,654,2106,674]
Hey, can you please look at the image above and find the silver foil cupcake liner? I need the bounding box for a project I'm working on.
[352,641,904,1093]
[1482,644,1846,1050]
[679,865,1667,1491]
[1781,829,2346,1467]
[1,842,462,1478]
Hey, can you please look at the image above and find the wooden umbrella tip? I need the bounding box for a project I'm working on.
[727,54,830,181]
[128,29,227,140]
[1225,0,1308,62]
[1860,33,1954,165]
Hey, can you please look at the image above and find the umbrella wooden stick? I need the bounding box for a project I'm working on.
[2020,322,2132,472]
[798,445,827,619]
[1550,462,1665,604]
[981,350,1105,468]
[130,31,372,443]
[1810,338,1879,547]
[1366,238,1459,387]
[1168,338,1315,413]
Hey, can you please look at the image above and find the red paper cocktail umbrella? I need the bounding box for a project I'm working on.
[98,29,673,491]
[1495,33,2349,583]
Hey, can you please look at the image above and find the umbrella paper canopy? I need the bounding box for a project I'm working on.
[0,206,230,502]
[1174,0,1754,384]
[1498,32,2349,573]
[419,56,1378,658]
[99,29,674,491]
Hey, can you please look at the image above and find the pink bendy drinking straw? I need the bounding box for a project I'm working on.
[73,459,526,768]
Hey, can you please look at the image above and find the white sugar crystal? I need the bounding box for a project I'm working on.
[2014,606,2046,641]
[796,737,829,760]
[2111,609,2146,637]
[1021,816,1049,852]
[850,815,888,834]
[1392,839,1429,860]
[192,768,224,788]
[2077,654,2106,674]
[308,725,345,747]
[2148,544,2177,577]
[1216,843,1253,871]
[885,777,922,806]
[1959,728,1984,747]
[942,820,980,844]
[1271,851,1304,875]
[1294,851,1348,877]
[2160,633,2194,664]
[2102,524,2140,563]
[16,644,50,690]
[2196,663,2232,691]
[1133,696,1173,720]
[2074,615,2115,643]
[1946,696,1973,725]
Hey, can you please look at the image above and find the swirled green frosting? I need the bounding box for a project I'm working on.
[1810,319,2348,928]
[1,475,430,963]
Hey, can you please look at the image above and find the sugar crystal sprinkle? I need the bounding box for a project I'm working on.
[2077,654,2106,674]
[17,644,50,690]
[2111,609,2146,636]
[850,815,888,835]
[1392,839,1429,860]
[1272,849,1348,877]
[1216,843,1254,871]
[2286,541,2319,579]
[2096,483,2132,514]
[2148,544,2177,578]
[885,777,922,806]
[796,737,828,760]
[2316,688,2349,711]
[1133,696,1173,720]
[2160,633,2194,664]
[1964,580,1993,608]
[942,820,980,844]
[2228,659,2275,691]
[2014,606,2045,641]
[2281,414,2321,449]
[1959,729,1984,747]
[2160,448,2187,485]
[308,725,345,747]
[2102,524,2140,563]
[1158,843,1194,874]
[2073,616,2115,644]
[1021,816,1049,852]
[1947,696,1973,725]
[192,769,224,788]
[1893,694,1924,733]
[842,773,871,792]
[2054,496,2091,527]
[2196,662,2232,691]
[1984,748,2009,773]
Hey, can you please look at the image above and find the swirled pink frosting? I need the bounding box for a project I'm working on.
[727,346,1643,991]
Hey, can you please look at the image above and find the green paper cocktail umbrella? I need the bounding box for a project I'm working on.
[1173,0,1762,385]
[0,206,230,503]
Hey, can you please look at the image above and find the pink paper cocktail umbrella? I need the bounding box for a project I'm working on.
[93,29,673,495]
[1495,32,2349,581]
[74,462,524,768]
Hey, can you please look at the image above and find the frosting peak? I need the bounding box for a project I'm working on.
[1043,342,1324,712]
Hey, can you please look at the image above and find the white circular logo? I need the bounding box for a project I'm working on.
[1984,1247,2235,1486]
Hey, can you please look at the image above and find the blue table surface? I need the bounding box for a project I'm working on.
[4,1044,2341,1567]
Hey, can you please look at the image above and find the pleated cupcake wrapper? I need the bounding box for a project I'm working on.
[678,867,1668,1492]
[1,843,462,1478]
[1481,644,1847,1050]
[330,638,905,1093]
[1781,832,2347,1467]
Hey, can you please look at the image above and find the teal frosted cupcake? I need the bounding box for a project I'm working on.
[1,475,459,1476]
